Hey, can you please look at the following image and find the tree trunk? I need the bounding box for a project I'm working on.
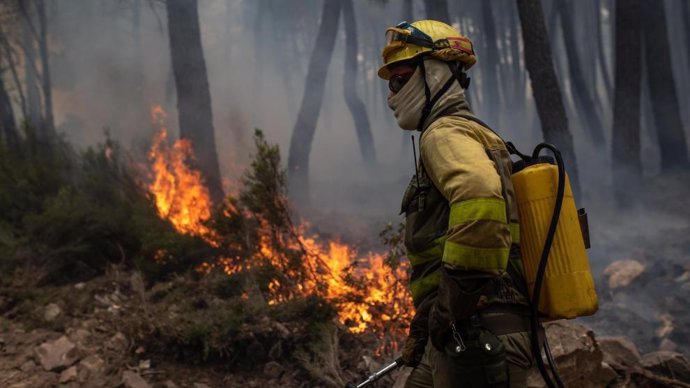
[683,0,690,69]
[166,0,224,205]
[36,0,54,136]
[0,27,26,118]
[556,0,605,147]
[611,0,642,206]
[508,3,526,107]
[0,73,18,147]
[642,0,689,171]
[516,0,580,195]
[20,1,42,132]
[595,0,613,103]
[342,0,375,164]
[287,0,342,198]
[424,0,450,23]
[480,0,500,123]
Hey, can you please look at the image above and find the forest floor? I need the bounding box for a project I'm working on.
[1,173,690,388]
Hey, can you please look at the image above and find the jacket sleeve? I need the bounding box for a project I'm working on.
[420,121,511,273]
[420,119,512,350]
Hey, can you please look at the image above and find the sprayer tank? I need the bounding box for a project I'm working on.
[512,162,598,319]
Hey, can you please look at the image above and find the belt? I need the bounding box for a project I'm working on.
[478,311,532,335]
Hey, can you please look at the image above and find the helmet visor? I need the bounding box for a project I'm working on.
[387,22,434,48]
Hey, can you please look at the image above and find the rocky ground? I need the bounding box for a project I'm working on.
[2,267,690,388]
[2,173,689,388]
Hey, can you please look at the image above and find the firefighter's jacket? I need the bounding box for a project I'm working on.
[400,60,529,345]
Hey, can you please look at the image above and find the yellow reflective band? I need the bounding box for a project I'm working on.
[510,222,520,244]
[409,269,442,301]
[408,236,447,267]
[442,241,509,270]
[448,198,507,227]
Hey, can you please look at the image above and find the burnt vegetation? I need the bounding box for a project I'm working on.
[0,0,689,386]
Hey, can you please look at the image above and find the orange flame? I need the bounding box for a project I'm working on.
[148,105,217,244]
[146,105,413,339]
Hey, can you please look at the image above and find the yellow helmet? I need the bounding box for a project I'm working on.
[377,20,477,80]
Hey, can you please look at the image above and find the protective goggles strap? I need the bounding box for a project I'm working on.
[416,59,433,131]
[417,61,464,132]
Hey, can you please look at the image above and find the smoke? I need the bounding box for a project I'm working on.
[17,0,690,249]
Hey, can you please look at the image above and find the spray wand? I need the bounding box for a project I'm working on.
[344,357,404,388]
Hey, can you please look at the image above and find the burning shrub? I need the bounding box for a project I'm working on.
[0,129,212,284]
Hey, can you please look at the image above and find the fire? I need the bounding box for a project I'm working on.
[146,105,413,339]
[147,105,217,244]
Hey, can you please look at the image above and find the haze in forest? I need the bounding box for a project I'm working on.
[2,0,690,244]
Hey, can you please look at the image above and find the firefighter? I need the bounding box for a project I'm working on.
[379,20,535,387]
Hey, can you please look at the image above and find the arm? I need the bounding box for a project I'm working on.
[420,121,512,350]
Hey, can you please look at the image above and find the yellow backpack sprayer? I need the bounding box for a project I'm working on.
[507,141,598,388]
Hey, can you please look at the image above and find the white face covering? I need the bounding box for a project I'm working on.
[387,66,427,131]
[387,60,467,131]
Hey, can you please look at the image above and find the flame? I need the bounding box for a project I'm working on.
[148,105,217,244]
[146,105,413,340]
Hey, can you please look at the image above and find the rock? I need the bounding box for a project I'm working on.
[34,336,80,371]
[79,354,105,374]
[19,359,36,372]
[122,371,152,388]
[193,383,212,388]
[9,371,59,388]
[44,303,62,322]
[66,328,90,346]
[598,336,641,371]
[162,381,179,388]
[527,321,617,388]
[603,259,645,289]
[106,332,128,352]
[641,351,690,382]
[264,361,284,379]
[59,366,78,383]
[74,282,86,290]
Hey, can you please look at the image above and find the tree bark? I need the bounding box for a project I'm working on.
[556,0,605,147]
[20,0,42,132]
[642,0,689,171]
[342,0,375,164]
[682,0,690,69]
[36,0,54,136]
[611,0,642,206]
[0,73,18,147]
[424,0,450,23]
[287,0,342,198]
[480,0,500,122]
[595,0,613,103]
[508,3,526,106]
[0,27,26,118]
[166,0,224,205]
[516,0,580,195]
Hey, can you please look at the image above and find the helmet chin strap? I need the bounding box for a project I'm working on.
[416,59,471,132]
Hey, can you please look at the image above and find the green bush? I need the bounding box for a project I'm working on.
[0,130,215,284]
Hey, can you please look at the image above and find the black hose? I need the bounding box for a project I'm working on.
[544,339,565,387]
[529,143,566,388]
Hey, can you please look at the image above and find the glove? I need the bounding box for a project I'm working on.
[401,296,434,367]
[429,266,491,352]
